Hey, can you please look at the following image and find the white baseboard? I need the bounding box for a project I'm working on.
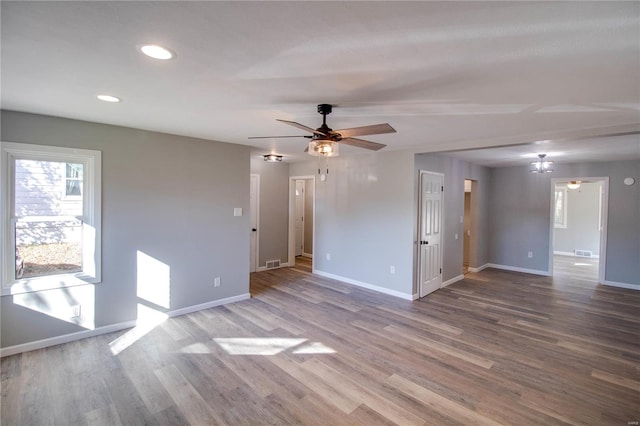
[486,263,551,277]
[412,293,419,300]
[442,274,464,288]
[302,253,312,259]
[0,293,251,357]
[168,293,250,318]
[554,250,575,257]
[554,251,600,259]
[313,270,414,301]
[601,280,640,291]
[468,263,489,273]
[0,319,137,358]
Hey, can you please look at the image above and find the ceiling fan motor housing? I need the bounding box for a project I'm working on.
[317,104,333,115]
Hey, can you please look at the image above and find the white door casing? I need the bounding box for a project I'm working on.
[295,180,304,256]
[249,174,259,273]
[418,171,443,297]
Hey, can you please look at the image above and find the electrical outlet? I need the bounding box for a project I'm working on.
[326,253,331,261]
[70,305,81,318]
[390,265,395,274]
[214,277,221,287]
[528,251,533,258]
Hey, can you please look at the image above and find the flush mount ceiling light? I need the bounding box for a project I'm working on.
[530,154,554,173]
[567,180,581,189]
[137,44,175,60]
[263,154,283,162]
[97,94,121,103]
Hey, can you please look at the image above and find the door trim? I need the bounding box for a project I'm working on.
[549,176,608,283]
[288,175,315,270]
[294,179,305,257]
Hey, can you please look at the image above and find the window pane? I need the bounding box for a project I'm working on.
[66,163,83,179]
[554,190,563,225]
[14,158,84,279]
[66,179,82,196]
[15,218,83,278]
[15,159,83,216]
[65,163,83,196]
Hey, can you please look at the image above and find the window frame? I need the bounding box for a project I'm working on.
[554,186,568,229]
[1,142,102,295]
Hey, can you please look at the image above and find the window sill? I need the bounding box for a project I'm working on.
[1,274,100,296]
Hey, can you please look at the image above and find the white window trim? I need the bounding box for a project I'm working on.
[554,186,568,229]
[1,141,102,295]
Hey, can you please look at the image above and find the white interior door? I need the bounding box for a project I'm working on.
[419,171,443,297]
[249,174,259,272]
[294,180,304,256]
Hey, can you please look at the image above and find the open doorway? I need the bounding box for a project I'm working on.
[288,175,315,272]
[551,177,608,285]
[249,174,260,273]
[463,179,478,274]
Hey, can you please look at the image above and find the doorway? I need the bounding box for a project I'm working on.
[249,174,260,273]
[550,177,608,284]
[288,175,315,270]
[462,179,478,274]
[418,170,443,297]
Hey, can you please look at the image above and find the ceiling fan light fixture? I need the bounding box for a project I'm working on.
[567,180,581,189]
[263,154,283,162]
[308,140,339,157]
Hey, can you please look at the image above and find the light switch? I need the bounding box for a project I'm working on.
[234,208,242,217]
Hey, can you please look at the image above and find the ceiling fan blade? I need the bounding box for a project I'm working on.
[341,137,386,151]
[277,119,327,136]
[248,135,308,139]
[336,123,396,138]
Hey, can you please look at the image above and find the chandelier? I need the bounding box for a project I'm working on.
[530,154,553,173]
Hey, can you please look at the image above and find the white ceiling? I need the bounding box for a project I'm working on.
[2,1,639,166]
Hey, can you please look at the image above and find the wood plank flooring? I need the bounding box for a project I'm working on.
[2,264,639,425]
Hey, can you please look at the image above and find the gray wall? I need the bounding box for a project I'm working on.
[1,110,251,348]
[291,150,415,296]
[489,160,639,286]
[414,154,491,284]
[554,182,602,256]
[250,158,289,267]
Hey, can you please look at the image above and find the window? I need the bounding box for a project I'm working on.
[1,142,101,295]
[64,163,83,197]
[554,186,567,229]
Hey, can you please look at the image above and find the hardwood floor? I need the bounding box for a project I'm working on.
[553,254,599,283]
[2,265,639,425]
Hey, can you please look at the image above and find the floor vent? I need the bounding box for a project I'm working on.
[266,259,281,269]
[574,250,593,258]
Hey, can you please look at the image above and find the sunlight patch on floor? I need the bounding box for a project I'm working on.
[109,304,168,355]
[213,337,336,355]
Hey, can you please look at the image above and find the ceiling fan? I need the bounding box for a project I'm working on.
[249,104,396,156]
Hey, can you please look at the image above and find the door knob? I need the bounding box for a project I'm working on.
[252,228,257,232]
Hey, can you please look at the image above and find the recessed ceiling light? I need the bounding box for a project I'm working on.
[138,44,175,60]
[97,94,121,103]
